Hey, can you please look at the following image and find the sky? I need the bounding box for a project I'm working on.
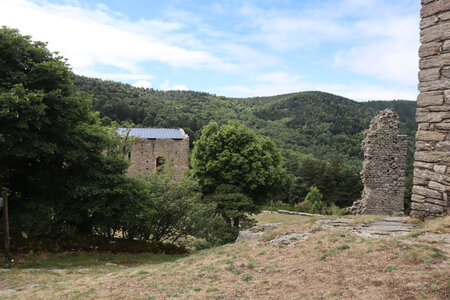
[0,0,421,101]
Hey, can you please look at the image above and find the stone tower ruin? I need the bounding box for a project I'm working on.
[350,110,408,215]
[410,0,450,218]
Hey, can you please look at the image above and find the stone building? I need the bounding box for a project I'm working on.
[411,0,450,218]
[118,128,189,180]
[350,110,408,215]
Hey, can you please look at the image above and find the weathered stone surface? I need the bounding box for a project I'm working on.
[420,23,450,43]
[435,122,450,130]
[349,110,406,215]
[414,168,449,184]
[419,53,450,69]
[434,165,447,173]
[414,151,449,163]
[419,68,441,81]
[420,15,439,30]
[435,140,450,151]
[412,185,442,199]
[411,202,446,215]
[418,91,444,107]
[416,130,446,141]
[421,0,450,18]
[427,104,450,111]
[414,161,435,169]
[429,180,449,191]
[416,141,434,151]
[441,66,450,79]
[440,11,450,20]
[443,40,450,53]
[418,123,431,130]
[416,111,450,122]
[445,90,450,102]
[267,233,308,246]
[412,194,426,202]
[419,79,450,92]
[315,217,418,238]
[235,223,281,242]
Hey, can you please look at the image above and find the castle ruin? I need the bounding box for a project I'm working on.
[119,128,190,180]
[350,110,408,215]
[411,0,450,218]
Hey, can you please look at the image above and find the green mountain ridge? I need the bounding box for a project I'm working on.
[72,75,417,167]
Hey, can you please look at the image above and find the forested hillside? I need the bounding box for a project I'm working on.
[73,75,416,165]
[72,75,417,209]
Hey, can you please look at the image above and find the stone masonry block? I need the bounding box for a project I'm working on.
[434,165,447,173]
[419,53,450,69]
[421,0,450,18]
[439,11,450,21]
[412,185,442,199]
[416,130,446,141]
[419,68,441,81]
[435,140,450,151]
[420,15,439,30]
[416,111,450,122]
[419,41,442,57]
[420,23,450,43]
[415,151,449,163]
[419,79,450,92]
[429,180,449,191]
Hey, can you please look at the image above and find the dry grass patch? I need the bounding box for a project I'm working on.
[422,216,450,234]
[1,215,449,299]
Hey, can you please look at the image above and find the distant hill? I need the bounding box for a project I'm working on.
[72,75,416,168]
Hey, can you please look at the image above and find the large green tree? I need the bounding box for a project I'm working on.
[191,121,289,226]
[0,26,143,237]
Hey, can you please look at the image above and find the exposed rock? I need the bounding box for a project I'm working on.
[418,233,450,243]
[315,217,419,238]
[235,223,281,242]
[267,233,308,246]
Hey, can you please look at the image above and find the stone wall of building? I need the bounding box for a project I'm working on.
[411,0,450,218]
[350,110,408,215]
[127,138,190,180]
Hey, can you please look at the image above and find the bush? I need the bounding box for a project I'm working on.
[297,186,325,214]
[122,170,203,243]
[327,204,346,215]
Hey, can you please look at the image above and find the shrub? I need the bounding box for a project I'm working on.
[297,186,325,214]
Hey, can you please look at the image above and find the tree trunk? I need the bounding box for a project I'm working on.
[2,191,11,259]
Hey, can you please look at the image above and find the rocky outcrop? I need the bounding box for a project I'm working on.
[349,110,407,215]
[411,0,450,218]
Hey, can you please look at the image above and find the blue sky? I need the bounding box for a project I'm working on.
[1,0,421,100]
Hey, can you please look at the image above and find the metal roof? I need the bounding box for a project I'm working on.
[117,128,188,139]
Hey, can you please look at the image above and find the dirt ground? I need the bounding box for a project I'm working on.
[0,214,449,299]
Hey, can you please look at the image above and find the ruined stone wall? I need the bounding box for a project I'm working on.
[350,110,408,215]
[411,0,450,218]
[127,138,189,180]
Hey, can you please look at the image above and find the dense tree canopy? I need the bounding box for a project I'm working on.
[192,121,288,200]
[0,27,142,237]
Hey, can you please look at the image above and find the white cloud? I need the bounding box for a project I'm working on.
[236,0,420,86]
[0,0,233,76]
[133,80,152,89]
[333,15,419,86]
[160,80,188,91]
[79,71,155,81]
[218,71,417,101]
